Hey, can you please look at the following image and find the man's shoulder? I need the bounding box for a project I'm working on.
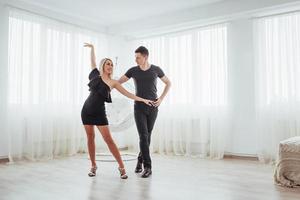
[128,66,139,71]
[125,66,138,77]
[151,64,164,72]
[151,64,162,69]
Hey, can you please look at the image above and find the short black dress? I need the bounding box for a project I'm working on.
[81,68,112,125]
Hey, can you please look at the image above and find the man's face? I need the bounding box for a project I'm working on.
[135,53,147,66]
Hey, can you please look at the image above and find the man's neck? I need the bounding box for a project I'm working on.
[139,62,150,70]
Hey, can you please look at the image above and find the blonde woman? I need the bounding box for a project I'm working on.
[81,43,153,178]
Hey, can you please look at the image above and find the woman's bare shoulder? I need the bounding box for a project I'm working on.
[109,79,120,88]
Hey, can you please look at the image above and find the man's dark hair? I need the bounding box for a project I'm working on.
[135,46,149,56]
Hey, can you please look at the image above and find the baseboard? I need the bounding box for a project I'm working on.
[0,150,258,163]
[119,147,129,151]
[224,152,259,161]
[0,156,9,163]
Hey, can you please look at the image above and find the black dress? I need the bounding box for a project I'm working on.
[81,68,112,125]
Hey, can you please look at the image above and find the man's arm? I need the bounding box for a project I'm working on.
[118,75,130,84]
[154,76,171,107]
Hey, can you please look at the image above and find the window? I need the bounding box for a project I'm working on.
[136,24,228,106]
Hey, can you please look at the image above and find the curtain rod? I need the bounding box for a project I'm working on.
[251,9,300,20]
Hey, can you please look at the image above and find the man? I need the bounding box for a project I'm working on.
[118,46,171,178]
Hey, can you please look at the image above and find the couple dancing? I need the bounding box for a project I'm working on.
[81,43,171,179]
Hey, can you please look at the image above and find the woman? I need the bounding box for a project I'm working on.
[81,43,153,179]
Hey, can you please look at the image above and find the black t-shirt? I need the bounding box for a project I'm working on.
[125,64,165,103]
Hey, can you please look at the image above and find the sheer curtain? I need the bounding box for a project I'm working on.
[7,8,109,161]
[254,12,300,162]
[130,24,230,158]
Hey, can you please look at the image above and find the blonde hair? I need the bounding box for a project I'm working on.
[99,58,113,78]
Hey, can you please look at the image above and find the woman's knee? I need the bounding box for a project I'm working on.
[87,135,95,143]
[103,135,114,145]
[86,131,95,142]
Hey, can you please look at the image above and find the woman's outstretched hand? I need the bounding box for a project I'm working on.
[84,43,94,48]
[143,99,154,106]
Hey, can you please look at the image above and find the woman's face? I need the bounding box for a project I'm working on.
[102,59,113,75]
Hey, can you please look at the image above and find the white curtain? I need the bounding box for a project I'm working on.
[254,12,300,162]
[7,8,109,161]
[130,24,230,158]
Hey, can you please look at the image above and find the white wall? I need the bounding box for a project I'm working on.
[0,1,9,158]
[226,18,257,155]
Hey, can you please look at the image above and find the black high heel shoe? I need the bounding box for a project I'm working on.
[118,167,128,179]
[88,166,97,177]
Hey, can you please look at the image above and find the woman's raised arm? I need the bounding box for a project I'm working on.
[84,43,97,69]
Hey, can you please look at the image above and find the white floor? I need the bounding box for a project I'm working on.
[0,153,299,200]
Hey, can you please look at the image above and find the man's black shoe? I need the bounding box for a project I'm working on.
[141,168,152,178]
[135,160,143,173]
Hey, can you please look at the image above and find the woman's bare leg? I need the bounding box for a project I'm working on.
[96,125,125,169]
[84,125,96,167]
